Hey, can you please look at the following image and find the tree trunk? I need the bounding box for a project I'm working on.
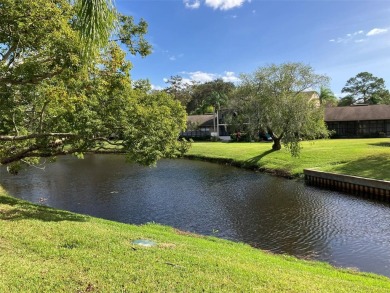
[272,138,282,150]
[267,127,282,151]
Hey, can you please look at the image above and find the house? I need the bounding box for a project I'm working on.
[303,91,321,106]
[186,114,216,133]
[325,104,390,137]
[181,114,230,140]
[180,114,214,140]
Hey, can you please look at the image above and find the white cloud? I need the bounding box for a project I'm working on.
[222,71,240,83]
[205,0,247,10]
[179,71,240,84]
[185,71,217,83]
[151,84,163,91]
[165,52,183,61]
[329,30,365,44]
[354,39,366,43]
[366,28,388,36]
[183,0,249,10]
[330,28,389,45]
[184,0,201,9]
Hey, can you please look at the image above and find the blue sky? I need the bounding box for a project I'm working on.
[116,0,390,97]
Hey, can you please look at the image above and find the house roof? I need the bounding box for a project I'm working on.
[325,105,390,122]
[187,114,215,127]
[302,91,319,98]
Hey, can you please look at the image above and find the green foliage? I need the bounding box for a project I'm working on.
[231,63,330,156]
[338,96,355,107]
[230,132,251,142]
[117,15,152,57]
[76,0,116,60]
[132,79,152,93]
[0,0,187,172]
[164,75,194,108]
[188,79,235,114]
[122,90,187,166]
[319,87,338,107]
[0,0,80,86]
[177,138,193,156]
[164,77,235,114]
[341,72,390,105]
[379,90,390,105]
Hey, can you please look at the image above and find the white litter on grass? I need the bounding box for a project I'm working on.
[132,239,157,247]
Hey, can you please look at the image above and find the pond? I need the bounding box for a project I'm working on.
[1,154,390,277]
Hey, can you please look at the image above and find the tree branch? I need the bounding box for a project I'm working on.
[0,144,41,165]
[0,43,18,65]
[0,133,78,141]
[39,100,50,133]
[91,137,124,146]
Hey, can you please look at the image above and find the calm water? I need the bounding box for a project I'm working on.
[1,154,390,277]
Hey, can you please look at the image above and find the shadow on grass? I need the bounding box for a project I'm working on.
[245,149,275,166]
[329,154,390,180]
[0,195,87,222]
[369,142,390,148]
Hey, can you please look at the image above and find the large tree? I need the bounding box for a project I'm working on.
[0,0,186,174]
[188,79,235,114]
[341,72,390,105]
[164,75,194,109]
[231,63,329,155]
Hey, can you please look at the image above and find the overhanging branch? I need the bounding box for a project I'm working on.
[0,133,78,141]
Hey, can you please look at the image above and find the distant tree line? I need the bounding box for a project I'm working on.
[164,76,235,115]
[162,66,389,155]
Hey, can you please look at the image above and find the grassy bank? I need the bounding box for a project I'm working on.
[185,138,390,180]
[1,189,390,292]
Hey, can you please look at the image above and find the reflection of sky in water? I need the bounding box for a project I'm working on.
[2,154,390,277]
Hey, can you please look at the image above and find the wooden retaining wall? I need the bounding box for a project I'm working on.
[304,169,390,201]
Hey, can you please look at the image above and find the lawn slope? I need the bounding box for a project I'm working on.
[185,138,390,180]
[1,188,389,292]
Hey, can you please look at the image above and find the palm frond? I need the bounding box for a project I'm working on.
[76,0,117,59]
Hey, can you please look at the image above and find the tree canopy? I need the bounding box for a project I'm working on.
[0,0,186,174]
[164,75,194,109]
[164,77,235,114]
[188,79,235,114]
[230,63,329,155]
[340,72,390,105]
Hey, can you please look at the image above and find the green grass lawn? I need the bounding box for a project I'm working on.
[185,138,390,180]
[1,188,390,292]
